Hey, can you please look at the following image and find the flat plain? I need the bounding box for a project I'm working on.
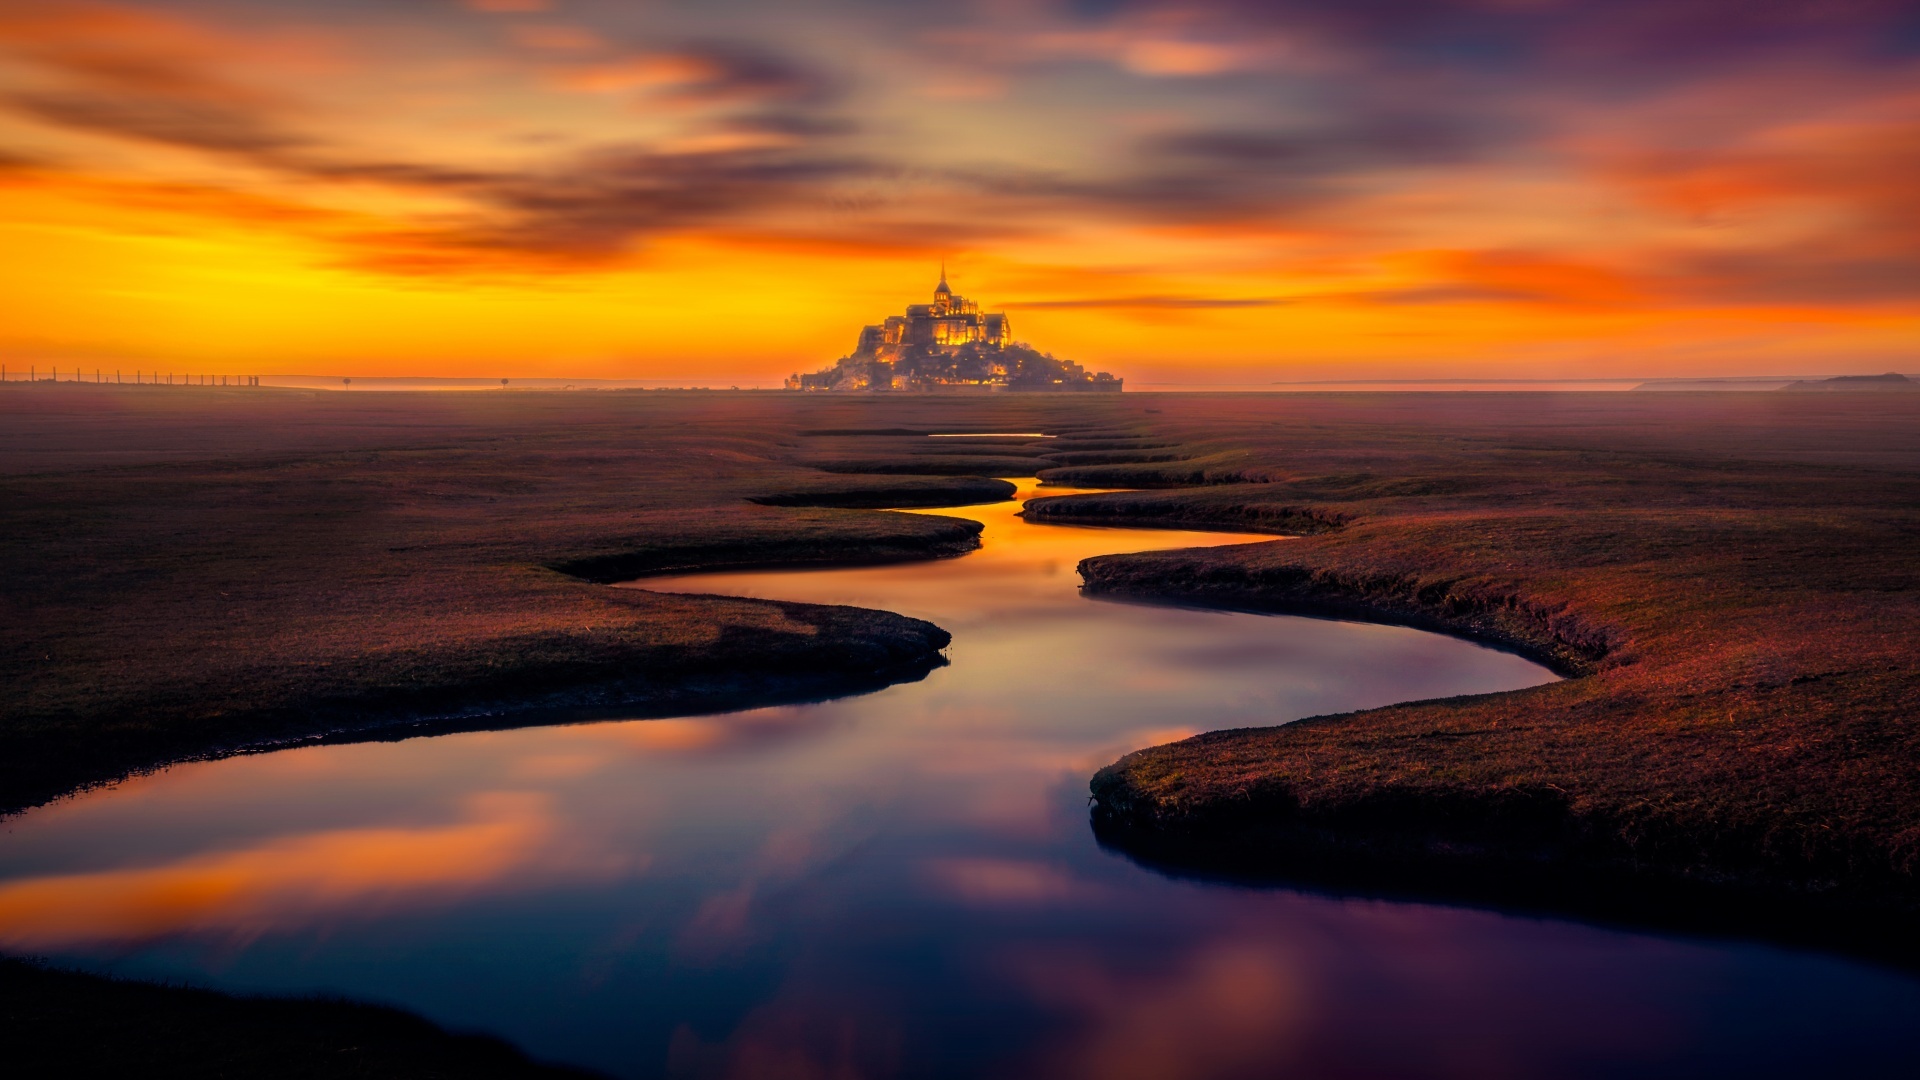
[3,383,1918,1071]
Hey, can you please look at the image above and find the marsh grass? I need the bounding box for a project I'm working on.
[1025,394,1920,923]
[0,387,1064,813]
[7,385,1920,1066]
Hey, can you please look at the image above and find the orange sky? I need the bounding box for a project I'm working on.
[1,0,1916,383]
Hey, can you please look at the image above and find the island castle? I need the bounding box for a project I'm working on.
[786,271,1122,392]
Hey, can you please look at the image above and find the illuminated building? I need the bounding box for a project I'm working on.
[787,271,1122,392]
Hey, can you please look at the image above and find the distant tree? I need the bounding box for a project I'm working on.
[342,378,351,390]
[501,378,509,389]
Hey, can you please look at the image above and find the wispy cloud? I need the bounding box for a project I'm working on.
[465,0,552,12]
[337,143,872,273]
[1005,295,1288,310]
[0,0,1915,373]
[8,90,309,155]
[551,44,838,106]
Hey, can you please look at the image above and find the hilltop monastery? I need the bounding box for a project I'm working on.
[786,272,1123,392]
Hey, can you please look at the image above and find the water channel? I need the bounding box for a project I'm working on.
[2,480,1917,1077]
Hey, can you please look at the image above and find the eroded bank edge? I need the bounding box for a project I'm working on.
[1023,494,1920,960]
[2,478,1018,819]
[0,473,1024,1078]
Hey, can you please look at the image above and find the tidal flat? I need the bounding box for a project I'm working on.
[3,384,1919,1075]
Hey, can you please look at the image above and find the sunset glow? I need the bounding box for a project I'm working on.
[2,1,1916,382]
[0,791,560,946]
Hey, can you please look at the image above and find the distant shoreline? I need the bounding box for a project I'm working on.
[10,374,1917,393]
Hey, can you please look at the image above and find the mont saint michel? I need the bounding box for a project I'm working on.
[786,273,1123,392]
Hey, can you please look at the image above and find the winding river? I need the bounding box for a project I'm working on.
[2,480,1917,1078]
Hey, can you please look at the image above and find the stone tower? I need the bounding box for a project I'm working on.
[933,263,952,315]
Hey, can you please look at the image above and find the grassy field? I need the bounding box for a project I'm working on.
[5,384,1919,1068]
[0,387,1058,813]
[1017,393,1920,942]
[7,386,1918,902]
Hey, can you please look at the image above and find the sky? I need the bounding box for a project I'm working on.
[1,0,1916,384]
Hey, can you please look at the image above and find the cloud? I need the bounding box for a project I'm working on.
[1005,295,1288,310]
[1146,118,1484,170]
[1389,250,1646,308]
[944,163,1294,224]
[1020,25,1269,77]
[553,44,837,106]
[0,7,870,273]
[334,143,872,273]
[92,177,351,229]
[3,0,1916,325]
[0,147,51,174]
[1355,284,1555,306]
[1583,118,1920,308]
[7,90,309,156]
[1659,247,1920,308]
[0,1,339,96]
[1145,0,1920,72]
[3,79,868,274]
[1,84,517,194]
[510,23,606,52]
[919,91,1512,230]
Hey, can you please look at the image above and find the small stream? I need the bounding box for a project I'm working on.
[1,479,1915,1078]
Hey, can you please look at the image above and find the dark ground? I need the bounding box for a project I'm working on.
[4,383,1918,1073]
[0,956,599,1079]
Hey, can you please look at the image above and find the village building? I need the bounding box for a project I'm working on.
[786,271,1122,392]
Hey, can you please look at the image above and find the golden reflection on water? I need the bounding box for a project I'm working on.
[630,479,1279,624]
[0,792,584,948]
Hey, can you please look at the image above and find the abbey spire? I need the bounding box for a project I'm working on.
[785,274,1122,392]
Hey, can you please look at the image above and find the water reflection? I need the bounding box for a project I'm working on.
[0,792,567,949]
[0,481,1915,1078]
